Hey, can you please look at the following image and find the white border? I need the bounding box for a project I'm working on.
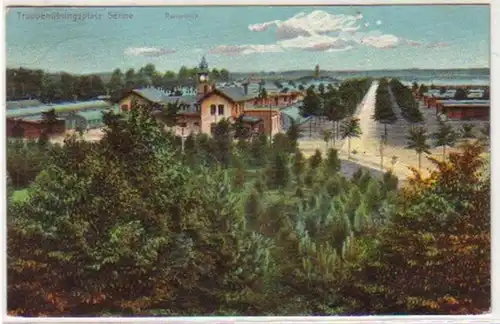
[1,0,498,323]
[1,0,493,5]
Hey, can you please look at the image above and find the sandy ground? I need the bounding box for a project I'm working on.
[299,81,490,181]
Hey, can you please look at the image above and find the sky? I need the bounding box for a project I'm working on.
[6,5,490,74]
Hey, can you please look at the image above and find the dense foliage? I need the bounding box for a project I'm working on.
[390,79,423,123]
[7,64,231,102]
[7,104,490,316]
[373,78,397,127]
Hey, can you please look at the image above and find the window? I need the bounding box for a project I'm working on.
[210,104,216,115]
[204,85,209,93]
[194,122,200,127]
[210,123,217,135]
[120,104,129,111]
[218,104,224,115]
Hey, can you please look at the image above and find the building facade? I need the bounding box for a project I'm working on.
[119,57,304,138]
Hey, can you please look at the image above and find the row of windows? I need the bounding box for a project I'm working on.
[210,104,225,116]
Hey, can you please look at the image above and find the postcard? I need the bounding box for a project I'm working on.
[5,3,491,319]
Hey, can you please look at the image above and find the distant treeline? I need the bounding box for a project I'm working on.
[6,64,231,103]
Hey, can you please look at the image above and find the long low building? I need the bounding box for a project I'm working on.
[6,116,66,139]
[438,102,490,120]
[7,100,114,119]
[6,100,119,139]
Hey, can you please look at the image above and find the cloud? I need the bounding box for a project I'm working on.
[209,44,283,55]
[124,47,176,57]
[213,10,449,55]
[360,34,400,48]
[404,39,423,47]
[249,10,363,40]
[278,35,352,51]
[426,42,449,48]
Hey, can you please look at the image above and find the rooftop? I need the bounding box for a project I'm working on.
[280,105,311,125]
[6,100,113,118]
[7,99,43,110]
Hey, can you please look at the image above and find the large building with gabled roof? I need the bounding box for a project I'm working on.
[118,57,304,137]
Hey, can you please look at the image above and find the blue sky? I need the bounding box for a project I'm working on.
[6,5,490,74]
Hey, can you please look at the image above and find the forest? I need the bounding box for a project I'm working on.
[6,64,230,103]
[7,102,490,316]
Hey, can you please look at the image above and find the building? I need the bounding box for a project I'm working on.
[280,105,312,132]
[435,100,490,121]
[6,115,66,139]
[118,57,304,137]
[6,100,117,138]
[64,106,121,131]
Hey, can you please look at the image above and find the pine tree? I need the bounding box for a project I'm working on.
[406,125,432,173]
[432,122,458,159]
[286,120,301,152]
[324,148,341,174]
[340,118,362,159]
[266,152,290,189]
[309,149,323,170]
[292,149,306,179]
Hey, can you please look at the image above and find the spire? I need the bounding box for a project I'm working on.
[199,55,208,71]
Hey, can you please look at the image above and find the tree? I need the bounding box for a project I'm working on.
[141,63,156,78]
[233,116,250,141]
[309,149,323,170]
[348,142,489,315]
[406,126,431,173]
[324,95,346,146]
[418,84,429,98]
[292,149,306,179]
[212,118,233,168]
[266,152,290,189]
[300,88,321,137]
[219,69,230,82]
[454,88,468,100]
[318,83,326,98]
[432,122,458,159]
[124,69,136,89]
[155,100,181,128]
[460,123,475,140]
[479,123,490,141]
[324,148,341,173]
[322,129,332,151]
[250,133,269,167]
[8,106,271,316]
[40,108,59,140]
[412,82,419,93]
[7,139,51,188]
[286,120,300,153]
[107,69,124,98]
[340,118,362,159]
